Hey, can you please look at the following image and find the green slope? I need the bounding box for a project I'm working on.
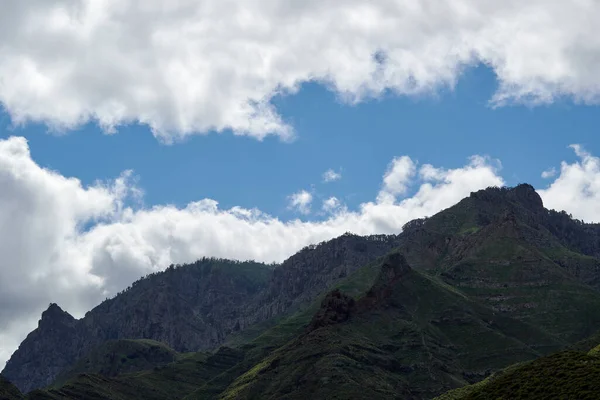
[27,347,244,400]
[217,253,562,400]
[52,339,182,387]
[436,348,600,400]
[400,186,600,343]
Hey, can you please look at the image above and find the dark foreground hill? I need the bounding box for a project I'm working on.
[4,183,600,399]
[0,375,22,400]
[436,347,600,400]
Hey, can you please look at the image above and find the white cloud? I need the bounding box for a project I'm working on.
[377,156,417,204]
[322,196,342,213]
[322,169,342,183]
[0,135,508,367]
[541,167,557,179]
[287,190,313,214]
[539,144,600,222]
[1,1,600,141]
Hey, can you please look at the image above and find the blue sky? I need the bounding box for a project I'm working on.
[1,64,596,220]
[2,0,600,368]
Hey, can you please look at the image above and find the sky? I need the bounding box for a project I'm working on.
[2,0,600,369]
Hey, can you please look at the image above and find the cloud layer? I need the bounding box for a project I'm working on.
[1,1,600,141]
[0,137,599,367]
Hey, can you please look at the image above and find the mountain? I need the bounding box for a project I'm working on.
[399,184,600,342]
[2,251,561,400]
[5,183,600,398]
[2,235,398,393]
[218,252,562,399]
[2,259,272,393]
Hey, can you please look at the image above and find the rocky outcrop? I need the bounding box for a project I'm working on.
[245,233,399,326]
[308,289,356,331]
[308,253,413,332]
[1,304,79,393]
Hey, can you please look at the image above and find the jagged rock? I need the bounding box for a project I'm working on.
[308,289,356,331]
[243,233,399,327]
[361,252,413,308]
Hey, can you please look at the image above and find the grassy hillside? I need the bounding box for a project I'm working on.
[27,347,244,400]
[52,339,182,387]
[436,349,600,400]
[217,253,562,400]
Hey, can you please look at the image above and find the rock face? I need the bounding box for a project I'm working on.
[2,304,78,392]
[307,289,356,331]
[243,233,400,326]
[2,234,399,393]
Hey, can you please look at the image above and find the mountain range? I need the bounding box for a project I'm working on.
[3,183,600,399]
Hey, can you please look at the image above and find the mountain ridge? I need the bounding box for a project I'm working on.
[4,183,600,398]
[2,235,399,392]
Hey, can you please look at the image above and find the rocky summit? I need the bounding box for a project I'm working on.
[4,184,600,399]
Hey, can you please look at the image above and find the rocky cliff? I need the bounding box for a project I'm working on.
[243,232,399,326]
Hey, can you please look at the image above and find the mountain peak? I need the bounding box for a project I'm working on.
[307,289,356,331]
[39,303,75,328]
[469,183,544,212]
[509,183,544,211]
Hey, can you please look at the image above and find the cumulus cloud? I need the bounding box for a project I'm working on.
[0,135,509,367]
[322,196,342,213]
[541,167,557,179]
[539,145,600,222]
[1,1,600,141]
[377,156,417,203]
[287,190,313,215]
[322,169,342,183]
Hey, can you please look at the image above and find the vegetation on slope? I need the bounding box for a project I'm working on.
[26,347,244,400]
[436,349,600,400]
[218,253,562,400]
[52,339,182,387]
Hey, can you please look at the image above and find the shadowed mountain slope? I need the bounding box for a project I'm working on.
[436,347,600,400]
